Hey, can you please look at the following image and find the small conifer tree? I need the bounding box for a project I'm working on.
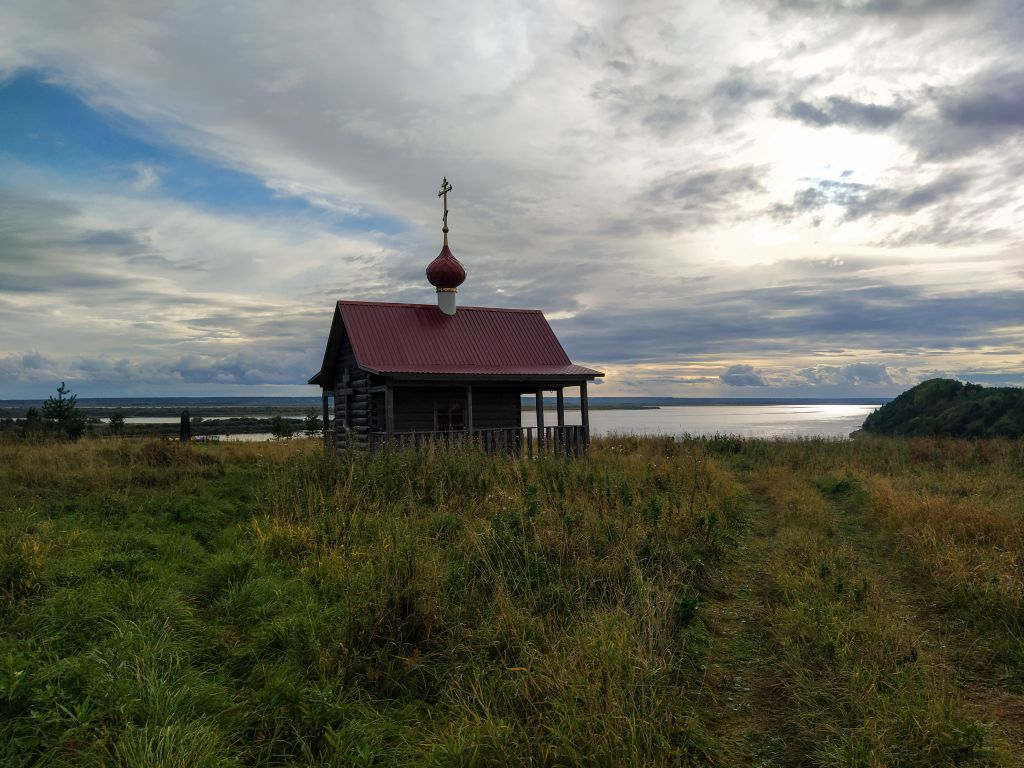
[109,412,126,435]
[41,382,87,440]
[302,407,323,437]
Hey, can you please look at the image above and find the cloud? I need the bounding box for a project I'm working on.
[624,165,767,232]
[781,96,907,130]
[0,349,319,388]
[130,161,161,191]
[876,219,1011,248]
[720,364,770,386]
[759,0,969,17]
[589,80,697,139]
[940,71,1024,130]
[911,67,1024,159]
[796,362,897,386]
[0,2,1021,397]
[711,70,777,108]
[772,172,972,222]
[556,274,1024,367]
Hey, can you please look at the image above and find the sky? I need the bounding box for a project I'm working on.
[1,1,1022,399]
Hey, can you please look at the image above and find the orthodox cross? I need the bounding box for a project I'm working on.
[437,176,453,245]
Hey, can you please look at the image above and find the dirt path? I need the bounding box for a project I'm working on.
[818,481,1024,762]
[700,486,785,765]
[697,462,1022,765]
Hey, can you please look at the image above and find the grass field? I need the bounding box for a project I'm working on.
[1,436,1021,766]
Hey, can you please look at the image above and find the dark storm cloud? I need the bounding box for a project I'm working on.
[720,364,769,386]
[782,96,907,130]
[772,172,972,222]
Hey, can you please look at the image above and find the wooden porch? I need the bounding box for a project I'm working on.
[322,379,593,457]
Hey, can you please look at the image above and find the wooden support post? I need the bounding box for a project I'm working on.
[466,385,473,433]
[535,389,545,452]
[384,385,394,439]
[556,387,565,455]
[580,381,590,448]
[321,391,330,450]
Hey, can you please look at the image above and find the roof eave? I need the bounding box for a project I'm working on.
[383,372,603,383]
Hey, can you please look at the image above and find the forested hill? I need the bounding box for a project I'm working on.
[862,378,1024,438]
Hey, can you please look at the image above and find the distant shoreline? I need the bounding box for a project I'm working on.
[0,397,888,415]
[0,395,891,420]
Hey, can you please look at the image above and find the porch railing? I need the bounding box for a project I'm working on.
[364,425,587,456]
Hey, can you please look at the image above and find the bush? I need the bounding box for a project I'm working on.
[270,416,294,440]
[108,412,126,436]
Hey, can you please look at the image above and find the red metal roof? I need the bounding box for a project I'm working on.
[311,300,602,382]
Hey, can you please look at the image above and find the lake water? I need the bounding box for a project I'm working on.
[103,415,278,424]
[522,404,878,439]
[195,404,877,441]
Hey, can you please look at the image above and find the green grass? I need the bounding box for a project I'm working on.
[0,435,1021,766]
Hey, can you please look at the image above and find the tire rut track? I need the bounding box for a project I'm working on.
[700,481,786,766]
[818,479,1024,762]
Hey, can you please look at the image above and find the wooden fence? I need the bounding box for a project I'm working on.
[363,425,587,456]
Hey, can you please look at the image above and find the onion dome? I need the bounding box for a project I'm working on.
[425,244,466,289]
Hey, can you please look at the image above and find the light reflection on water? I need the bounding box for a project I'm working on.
[521,404,879,439]
[146,405,878,443]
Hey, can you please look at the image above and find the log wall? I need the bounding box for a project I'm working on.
[392,387,520,432]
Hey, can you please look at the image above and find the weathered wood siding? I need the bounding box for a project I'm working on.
[333,333,375,452]
[334,334,359,379]
[393,387,520,432]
